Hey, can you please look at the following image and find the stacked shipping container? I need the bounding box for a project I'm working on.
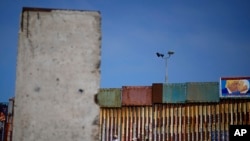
[97,82,250,141]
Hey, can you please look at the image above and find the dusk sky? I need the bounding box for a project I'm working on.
[1,0,250,102]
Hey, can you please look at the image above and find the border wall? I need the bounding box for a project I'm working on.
[13,7,101,141]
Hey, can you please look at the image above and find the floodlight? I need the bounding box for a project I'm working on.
[168,51,174,55]
[156,52,164,58]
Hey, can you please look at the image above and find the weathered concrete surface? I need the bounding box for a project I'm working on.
[13,7,101,141]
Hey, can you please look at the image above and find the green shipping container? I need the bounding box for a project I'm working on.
[186,82,219,102]
[97,88,122,107]
[163,83,187,103]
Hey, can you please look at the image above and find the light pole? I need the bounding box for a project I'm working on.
[156,51,174,83]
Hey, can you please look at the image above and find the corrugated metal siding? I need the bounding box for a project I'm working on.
[99,100,250,141]
[163,83,186,103]
[122,86,152,106]
[186,82,219,102]
[97,82,221,106]
[97,88,122,107]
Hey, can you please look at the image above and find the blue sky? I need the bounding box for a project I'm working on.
[1,0,250,102]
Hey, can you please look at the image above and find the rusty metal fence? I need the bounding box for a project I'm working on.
[99,100,250,141]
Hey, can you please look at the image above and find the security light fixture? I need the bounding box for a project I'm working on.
[156,50,175,83]
[168,51,174,56]
[156,52,164,58]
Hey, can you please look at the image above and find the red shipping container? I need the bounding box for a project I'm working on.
[122,86,152,106]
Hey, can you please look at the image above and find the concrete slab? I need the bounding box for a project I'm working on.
[13,7,101,141]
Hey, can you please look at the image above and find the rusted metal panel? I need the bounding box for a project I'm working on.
[99,99,250,141]
[186,82,219,102]
[163,83,187,103]
[122,86,152,106]
[97,88,121,107]
[152,83,163,103]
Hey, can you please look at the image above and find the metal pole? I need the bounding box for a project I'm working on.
[165,57,168,83]
[156,51,174,83]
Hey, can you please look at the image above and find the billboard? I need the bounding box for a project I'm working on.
[220,77,250,98]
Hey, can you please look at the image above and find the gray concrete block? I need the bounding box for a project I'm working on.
[13,7,101,141]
